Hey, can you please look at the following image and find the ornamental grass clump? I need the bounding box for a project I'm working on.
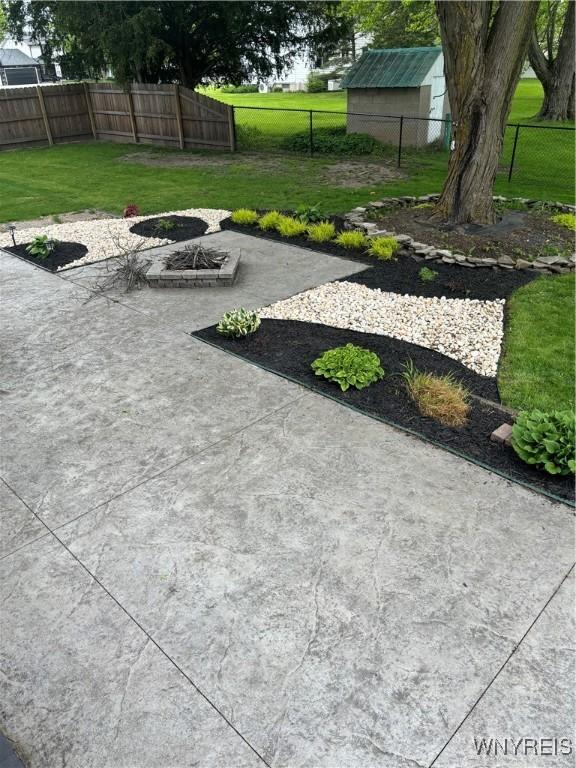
[550,213,576,231]
[311,343,385,392]
[276,215,308,238]
[511,410,575,476]
[367,236,399,261]
[217,308,261,338]
[258,210,284,231]
[307,220,336,243]
[401,360,470,427]
[333,230,368,250]
[231,208,259,225]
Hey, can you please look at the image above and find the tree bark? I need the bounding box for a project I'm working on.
[528,1,575,121]
[432,1,538,225]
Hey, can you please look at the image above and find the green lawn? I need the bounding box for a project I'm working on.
[498,274,575,412]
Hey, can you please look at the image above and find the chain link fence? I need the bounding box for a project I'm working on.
[232,105,574,196]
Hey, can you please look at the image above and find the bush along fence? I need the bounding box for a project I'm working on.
[345,194,576,274]
[231,105,575,192]
[0,82,235,151]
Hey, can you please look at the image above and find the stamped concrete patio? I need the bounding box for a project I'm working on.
[1,231,574,768]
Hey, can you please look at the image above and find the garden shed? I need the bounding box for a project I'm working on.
[340,46,450,147]
[0,48,41,86]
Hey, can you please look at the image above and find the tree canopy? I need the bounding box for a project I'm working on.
[3,1,352,87]
[341,0,439,49]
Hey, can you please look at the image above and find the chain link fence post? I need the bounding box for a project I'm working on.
[309,110,314,157]
[508,124,520,181]
[397,115,404,168]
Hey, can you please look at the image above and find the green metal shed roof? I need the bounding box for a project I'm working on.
[340,47,442,89]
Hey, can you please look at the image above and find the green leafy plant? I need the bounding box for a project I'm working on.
[307,220,336,243]
[216,307,261,338]
[276,215,308,237]
[25,234,58,259]
[511,410,575,475]
[311,343,385,392]
[295,203,324,223]
[231,208,259,225]
[419,266,438,282]
[153,217,177,233]
[401,360,470,427]
[333,230,368,250]
[367,236,399,261]
[258,210,284,230]
[550,212,576,231]
[281,126,380,156]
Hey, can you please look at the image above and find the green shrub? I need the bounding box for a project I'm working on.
[280,126,379,156]
[419,266,438,282]
[311,343,385,392]
[258,210,284,231]
[25,234,58,258]
[276,215,308,237]
[220,84,259,93]
[231,208,259,225]
[234,123,265,148]
[295,203,324,223]
[333,230,368,250]
[511,410,575,475]
[307,221,336,243]
[550,213,576,231]
[153,217,177,233]
[217,308,261,338]
[367,236,399,261]
[307,72,327,93]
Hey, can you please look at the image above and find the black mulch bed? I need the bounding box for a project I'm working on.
[193,319,574,506]
[341,256,537,301]
[221,219,540,300]
[129,215,208,241]
[3,241,88,272]
[220,217,377,266]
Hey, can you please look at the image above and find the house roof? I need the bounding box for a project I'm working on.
[340,47,442,89]
[0,48,39,67]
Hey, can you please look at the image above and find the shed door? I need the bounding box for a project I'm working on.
[5,67,39,85]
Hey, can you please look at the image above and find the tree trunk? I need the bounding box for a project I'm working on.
[528,1,575,121]
[432,1,538,225]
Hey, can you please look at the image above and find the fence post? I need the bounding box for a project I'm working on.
[173,83,185,150]
[36,85,53,146]
[508,124,520,181]
[228,105,236,152]
[397,115,404,168]
[309,110,313,157]
[126,84,138,143]
[83,82,97,140]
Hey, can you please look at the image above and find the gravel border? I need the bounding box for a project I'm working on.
[259,281,505,377]
[0,208,230,271]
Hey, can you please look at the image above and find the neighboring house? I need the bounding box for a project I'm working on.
[1,33,62,85]
[257,32,371,93]
[0,48,42,86]
[340,46,450,147]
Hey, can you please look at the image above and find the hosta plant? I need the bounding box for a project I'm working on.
[511,410,575,476]
[419,266,438,282]
[217,308,261,338]
[311,343,385,392]
[550,213,576,231]
[25,235,58,259]
[231,208,259,225]
[307,221,336,243]
[276,215,308,238]
[295,203,324,223]
[333,230,368,250]
[258,210,284,231]
[153,217,177,233]
[367,236,399,261]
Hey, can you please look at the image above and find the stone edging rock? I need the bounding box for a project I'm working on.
[344,195,575,273]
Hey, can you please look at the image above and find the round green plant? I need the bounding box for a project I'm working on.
[275,215,308,238]
[367,236,399,261]
[307,221,336,243]
[231,208,259,225]
[311,343,385,392]
[550,213,576,231]
[258,210,284,231]
[216,307,261,338]
[25,235,58,259]
[333,230,368,250]
[511,409,575,476]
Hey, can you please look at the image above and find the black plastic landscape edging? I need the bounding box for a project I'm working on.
[192,332,575,510]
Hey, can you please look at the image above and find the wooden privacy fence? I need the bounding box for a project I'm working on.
[0,81,235,151]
